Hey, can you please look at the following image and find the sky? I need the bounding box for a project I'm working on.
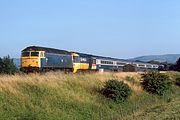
[0,0,180,59]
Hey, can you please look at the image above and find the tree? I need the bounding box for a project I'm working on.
[0,55,18,74]
[0,57,3,73]
[175,57,180,71]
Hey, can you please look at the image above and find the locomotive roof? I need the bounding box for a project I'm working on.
[22,46,72,55]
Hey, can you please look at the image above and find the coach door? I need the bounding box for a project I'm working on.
[89,58,96,70]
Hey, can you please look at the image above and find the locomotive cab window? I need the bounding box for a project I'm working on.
[31,52,39,57]
[22,52,30,57]
[73,56,80,63]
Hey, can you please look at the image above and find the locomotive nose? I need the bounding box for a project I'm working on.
[21,58,39,68]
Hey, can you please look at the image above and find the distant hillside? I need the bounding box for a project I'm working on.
[130,54,180,64]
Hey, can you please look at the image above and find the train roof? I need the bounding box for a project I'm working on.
[22,46,159,66]
[77,52,130,62]
[22,46,72,55]
[77,52,159,66]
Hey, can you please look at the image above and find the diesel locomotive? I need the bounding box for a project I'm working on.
[20,46,159,73]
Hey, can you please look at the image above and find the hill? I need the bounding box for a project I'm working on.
[130,54,180,63]
[0,72,179,120]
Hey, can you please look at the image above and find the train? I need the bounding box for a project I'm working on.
[20,46,159,73]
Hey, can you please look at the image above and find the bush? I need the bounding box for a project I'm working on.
[175,77,180,87]
[141,71,172,96]
[101,80,132,103]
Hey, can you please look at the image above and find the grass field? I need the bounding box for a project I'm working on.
[0,72,179,120]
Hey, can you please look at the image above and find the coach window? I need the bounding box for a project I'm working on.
[146,65,152,68]
[31,52,39,57]
[139,64,145,67]
[117,62,126,65]
[101,61,105,64]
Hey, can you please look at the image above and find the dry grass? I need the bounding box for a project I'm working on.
[0,72,142,107]
[0,71,179,120]
[0,72,142,94]
[114,72,143,92]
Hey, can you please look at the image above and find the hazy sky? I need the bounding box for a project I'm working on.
[0,0,180,59]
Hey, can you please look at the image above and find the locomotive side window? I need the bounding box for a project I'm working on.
[40,52,44,57]
[22,52,30,57]
[31,52,39,57]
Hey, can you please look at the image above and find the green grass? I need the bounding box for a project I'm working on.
[0,72,179,120]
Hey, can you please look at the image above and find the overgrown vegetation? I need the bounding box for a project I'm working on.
[0,55,18,74]
[175,77,180,87]
[101,80,132,103]
[141,71,172,96]
[0,72,179,120]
